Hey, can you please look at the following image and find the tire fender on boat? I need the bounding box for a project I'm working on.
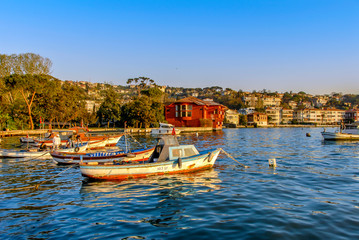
[74,147,80,152]
[208,152,214,162]
[178,157,182,168]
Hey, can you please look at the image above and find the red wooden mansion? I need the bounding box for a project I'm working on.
[165,96,226,130]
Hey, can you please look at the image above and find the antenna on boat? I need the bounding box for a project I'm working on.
[124,121,128,153]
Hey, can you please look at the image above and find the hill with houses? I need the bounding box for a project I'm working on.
[71,80,359,126]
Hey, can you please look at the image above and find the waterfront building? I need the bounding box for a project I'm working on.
[165,96,226,130]
[265,107,294,125]
[265,107,281,125]
[247,112,268,126]
[294,108,345,124]
[225,109,240,126]
[345,109,359,122]
[281,109,294,124]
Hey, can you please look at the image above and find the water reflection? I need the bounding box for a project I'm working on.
[80,169,221,197]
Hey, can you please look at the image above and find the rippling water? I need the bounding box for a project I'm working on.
[1,128,359,239]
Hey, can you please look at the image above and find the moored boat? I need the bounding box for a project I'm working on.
[0,143,88,159]
[20,136,37,143]
[321,121,359,140]
[51,147,155,165]
[151,123,181,135]
[33,132,123,147]
[80,135,221,181]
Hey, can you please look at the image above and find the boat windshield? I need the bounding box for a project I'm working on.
[157,136,179,146]
[169,145,199,160]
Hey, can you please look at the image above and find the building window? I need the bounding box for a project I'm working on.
[177,104,192,118]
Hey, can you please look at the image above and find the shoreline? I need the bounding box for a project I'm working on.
[0,125,339,138]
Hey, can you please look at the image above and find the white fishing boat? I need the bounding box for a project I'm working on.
[151,123,181,135]
[80,135,221,181]
[0,143,88,159]
[321,122,359,140]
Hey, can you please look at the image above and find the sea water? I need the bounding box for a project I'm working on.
[1,127,359,239]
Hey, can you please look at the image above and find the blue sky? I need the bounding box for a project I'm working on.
[1,0,358,94]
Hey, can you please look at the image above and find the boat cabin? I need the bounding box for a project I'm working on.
[159,123,175,129]
[149,135,199,163]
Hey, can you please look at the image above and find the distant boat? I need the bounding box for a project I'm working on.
[79,135,221,181]
[0,143,88,159]
[321,121,359,140]
[151,123,181,135]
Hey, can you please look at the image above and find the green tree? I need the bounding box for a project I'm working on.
[4,74,50,129]
[0,53,52,77]
[97,86,122,127]
[127,76,155,96]
[121,96,155,128]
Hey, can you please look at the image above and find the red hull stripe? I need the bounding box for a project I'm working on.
[82,165,213,180]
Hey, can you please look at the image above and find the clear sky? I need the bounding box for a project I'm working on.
[1,0,358,95]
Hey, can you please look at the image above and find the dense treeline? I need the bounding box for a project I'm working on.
[0,53,165,130]
[1,73,90,130]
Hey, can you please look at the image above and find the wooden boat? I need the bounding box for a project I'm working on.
[85,136,123,150]
[51,147,155,165]
[20,136,37,143]
[80,135,221,181]
[33,132,123,148]
[151,123,181,135]
[321,121,359,140]
[0,143,88,159]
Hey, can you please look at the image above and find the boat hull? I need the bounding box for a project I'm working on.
[0,143,88,159]
[80,149,221,180]
[51,147,155,165]
[151,129,181,135]
[321,132,359,140]
[33,134,123,147]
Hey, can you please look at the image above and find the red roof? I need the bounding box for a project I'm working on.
[174,96,224,107]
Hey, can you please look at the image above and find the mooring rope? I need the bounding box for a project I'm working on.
[0,164,75,191]
[219,148,249,168]
[23,151,50,161]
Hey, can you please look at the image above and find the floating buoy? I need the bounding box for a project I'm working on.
[269,158,277,168]
[306,133,311,137]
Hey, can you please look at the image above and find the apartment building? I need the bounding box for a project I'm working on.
[294,109,345,124]
[265,108,294,125]
[282,109,294,124]
[265,108,281,125]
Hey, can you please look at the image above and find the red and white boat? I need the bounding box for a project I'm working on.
[80,135,221,181]
[32,127,123,148]
[0,143,88,159]
[51,147,155,165]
